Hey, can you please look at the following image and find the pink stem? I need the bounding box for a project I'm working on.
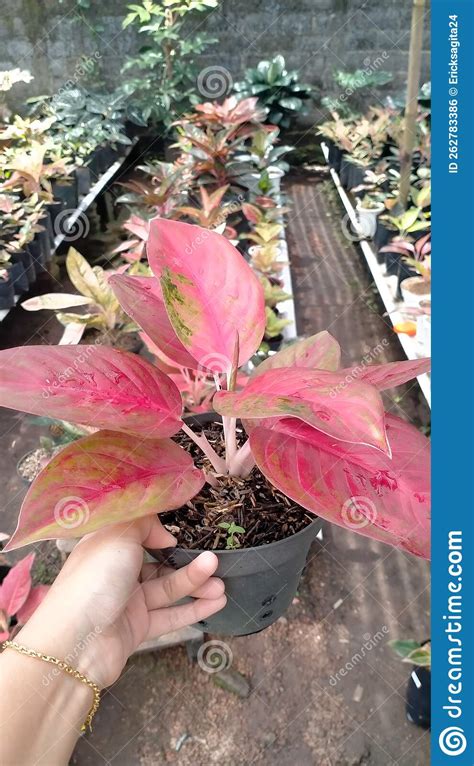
[181,424,226,474]
[228,438,255,478]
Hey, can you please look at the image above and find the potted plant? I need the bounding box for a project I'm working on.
[0,220,431,636]
[233,55,313,130]
[400,233,431,307]
[21,247,142,349]
[389,639,431,729]
[379,207,430,297]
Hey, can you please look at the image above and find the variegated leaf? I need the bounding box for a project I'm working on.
[4,431,204,550]
[0,345,182,437]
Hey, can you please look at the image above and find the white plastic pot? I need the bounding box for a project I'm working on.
[355,202,385,239]
[400,276,431,308]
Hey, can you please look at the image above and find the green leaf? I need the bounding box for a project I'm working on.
[388,639,420,659]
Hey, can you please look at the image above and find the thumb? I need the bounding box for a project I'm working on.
[141,515,177,550]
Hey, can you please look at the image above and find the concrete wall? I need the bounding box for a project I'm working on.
[0,0,430,120]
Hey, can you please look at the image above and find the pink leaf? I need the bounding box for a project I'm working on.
[147,218,266,371]
[0,346,182,438]
[5,430,204,551]
[123,215,150,241]
[110,274,198,369]
[251,331,341,378]
[0,553,35,615]
[214,367,390,454]
[16,584,50,625]
[337,358,431,391]
[249,413,430,558]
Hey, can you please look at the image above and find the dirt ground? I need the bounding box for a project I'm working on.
[0,175,430,765]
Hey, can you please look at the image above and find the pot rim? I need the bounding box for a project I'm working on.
[165,515,321,557]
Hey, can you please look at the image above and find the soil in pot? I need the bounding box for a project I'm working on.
[153,418,320,637]
[17,446,63,485]
[80,328,143,353]
[400,276,431,307]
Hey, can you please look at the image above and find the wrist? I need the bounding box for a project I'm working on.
[15,587,105,688]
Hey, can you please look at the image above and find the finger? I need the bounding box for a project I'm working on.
[141,563,225,600]
[141,516,177,550]
[145,594,227,639]
[142,551,219,609]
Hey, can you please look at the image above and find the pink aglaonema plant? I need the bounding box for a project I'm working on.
[0,220,431,558]
[0,553,50,640]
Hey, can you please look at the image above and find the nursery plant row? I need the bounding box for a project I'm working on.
[0,142,134,321]
[318,105,431,406]
[321,142,431,407]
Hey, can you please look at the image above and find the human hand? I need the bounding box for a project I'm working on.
[17,517,226,688]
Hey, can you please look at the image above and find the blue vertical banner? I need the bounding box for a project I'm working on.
[432,1,474,763]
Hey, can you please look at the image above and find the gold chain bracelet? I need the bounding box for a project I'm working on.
[2,640,101,732]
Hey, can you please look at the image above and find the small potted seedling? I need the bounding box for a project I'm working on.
[0,220,431,636]
[389,639,431,729]
[352,170,387,239]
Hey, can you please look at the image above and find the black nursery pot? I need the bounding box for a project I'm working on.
[0,268,15,309]
[75,166,92,197]
[339,157,352,189]
[27,238,47,276]
[39,211,55,250]
[52,175,78,210]
[11,249,36,286]
[47,200,66,232]
[328,142,343,173]
[406,666,431,729]
[154,519,321,637]
[8,260,29,294]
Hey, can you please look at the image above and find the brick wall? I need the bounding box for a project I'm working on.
[0,0,431,122]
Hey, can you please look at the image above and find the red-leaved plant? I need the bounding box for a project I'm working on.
[0,220,431,558]
[0,552,50,640]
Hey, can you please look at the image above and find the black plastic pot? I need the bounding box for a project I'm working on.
[96,146,119,174]
[0,267,15,309]
[39,211,55,249]
[155,519,320,636]
[406,666,431,729]
[327,142,343,173]
[47,201,65,233]
[9,260,29,294]
[149,414,321,636]
[373,221,393,255]
[348,163,366,190]
[75,166,92,197]
[36,224,52,263]
[52,175,78,210]
[27,239,47,276]
[339,157,352,188]
[11,249,35,287]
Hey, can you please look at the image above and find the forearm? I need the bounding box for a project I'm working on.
[0,644,92,765]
